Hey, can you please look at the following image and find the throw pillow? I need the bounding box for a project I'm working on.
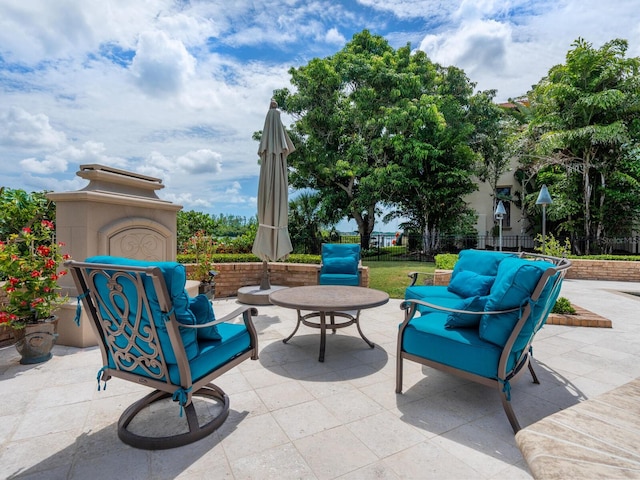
[188,294,222,340]
[447,270,494,298]
[445,296,488,329]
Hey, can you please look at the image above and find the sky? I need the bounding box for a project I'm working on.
[1,0,639,233]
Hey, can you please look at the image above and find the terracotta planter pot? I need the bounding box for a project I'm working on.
[12,316,59,365]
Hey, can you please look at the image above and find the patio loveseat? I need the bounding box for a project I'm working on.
[396,249,571,433]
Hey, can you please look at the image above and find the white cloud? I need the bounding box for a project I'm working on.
[176,149,223,175]
[130,30,196,97]
[325,27,346,45]
[20,155,67,175]
[420,19,511,76]
[0,107,67,150]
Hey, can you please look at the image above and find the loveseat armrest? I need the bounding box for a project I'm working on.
[407,271,450,287]
[398,298,518,328]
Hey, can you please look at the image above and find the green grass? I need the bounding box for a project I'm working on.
[363,260,435,299]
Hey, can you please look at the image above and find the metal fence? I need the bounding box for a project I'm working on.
[339,234,640,262]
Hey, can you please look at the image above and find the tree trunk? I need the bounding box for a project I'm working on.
[583,154,593,255]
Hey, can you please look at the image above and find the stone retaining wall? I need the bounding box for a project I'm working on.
[564,259,640,282]
[186,262,370,298]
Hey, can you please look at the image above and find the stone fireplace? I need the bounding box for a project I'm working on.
[48,164,182,346]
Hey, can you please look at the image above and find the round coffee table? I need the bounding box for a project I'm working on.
[269,285,389,362]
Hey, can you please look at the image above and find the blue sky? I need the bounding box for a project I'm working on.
[1,0,639,232]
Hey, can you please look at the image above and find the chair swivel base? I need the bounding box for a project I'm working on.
[117,383,230,450]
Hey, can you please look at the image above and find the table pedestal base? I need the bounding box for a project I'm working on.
[283,310,374,362]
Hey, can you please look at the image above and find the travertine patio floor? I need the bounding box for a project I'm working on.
[1,279,639,479]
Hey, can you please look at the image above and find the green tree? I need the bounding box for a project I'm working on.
[288,191,324,254]
[524,38,640,253]
[276,30,479,253]
[176,210,218,252]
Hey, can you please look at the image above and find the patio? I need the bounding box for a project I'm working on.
[1,279,639,479]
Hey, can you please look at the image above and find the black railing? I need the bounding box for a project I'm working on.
[337,234,640,262]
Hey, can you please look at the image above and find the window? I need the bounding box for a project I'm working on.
[496,187,511,228]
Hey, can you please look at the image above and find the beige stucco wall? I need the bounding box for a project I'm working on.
[465,156,526,237]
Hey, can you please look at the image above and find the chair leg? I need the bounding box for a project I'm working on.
[117,384,230,450]
[528,362,540,384]
[499,386,521,434]
[396,354,404,393]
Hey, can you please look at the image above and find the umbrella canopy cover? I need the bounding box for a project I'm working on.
[252,100,295,263]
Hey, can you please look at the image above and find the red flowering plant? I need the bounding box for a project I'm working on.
[0,220,71,328]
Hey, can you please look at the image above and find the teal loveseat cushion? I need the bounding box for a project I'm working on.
[168,322,251,384]
[450,250,516,279]
[479,257,554,347]
[402,312,516,379]
[85,256,199,364]
[405,286,464,316]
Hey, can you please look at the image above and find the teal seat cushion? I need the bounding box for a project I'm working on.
[319,273,360,286]
[85,256,199,364]
[445,295,488,329]
[401,312,516,379]
[450,250,516,280]
[168,322,251,384]
[447,270,494,298]
[479,257,554,347]
[188,294,221,340]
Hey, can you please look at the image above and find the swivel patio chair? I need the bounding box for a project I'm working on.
[66,256,259,449]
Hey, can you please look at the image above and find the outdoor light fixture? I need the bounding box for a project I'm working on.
[536,184,553,253]
[494,200,507,251]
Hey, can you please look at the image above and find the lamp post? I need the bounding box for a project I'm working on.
[536,184,553,253]
[494,200,506,251]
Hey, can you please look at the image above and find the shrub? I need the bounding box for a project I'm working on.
[435,253,458,270]
[552,297,576,314]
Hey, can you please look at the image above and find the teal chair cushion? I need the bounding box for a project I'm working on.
[85,256,199,364]
[445,295,488,329]
[319,243,360,285]
[401,312,517,379]
[319,273,360,286]
[188,294,221,340]
[479,257,554,347]
[447,270,494,298]
[168,322,251,384]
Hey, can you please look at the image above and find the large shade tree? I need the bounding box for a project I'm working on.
[274,30,480,251]
[522,38,640,253]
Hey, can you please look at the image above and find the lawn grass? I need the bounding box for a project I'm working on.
[363,260,435,299]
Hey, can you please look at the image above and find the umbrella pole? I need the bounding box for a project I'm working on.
[260,260,271,290]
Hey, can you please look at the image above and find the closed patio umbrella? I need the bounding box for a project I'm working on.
[252,99,295,289]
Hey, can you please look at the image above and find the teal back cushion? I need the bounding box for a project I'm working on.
[450,250,515,280]
[85,256,199,363]
[479,257,554,347]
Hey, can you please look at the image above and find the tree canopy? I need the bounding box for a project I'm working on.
[521,38,640,253]
[274,30,484,251]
